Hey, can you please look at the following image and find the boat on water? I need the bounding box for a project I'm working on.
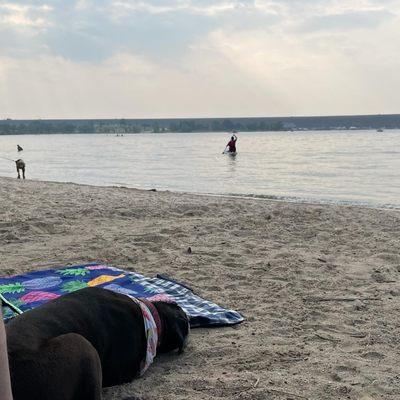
[377,128,384,132]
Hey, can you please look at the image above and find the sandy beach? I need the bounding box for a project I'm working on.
[1,176,400,400]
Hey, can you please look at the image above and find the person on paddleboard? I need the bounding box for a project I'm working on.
[226,134,237,153]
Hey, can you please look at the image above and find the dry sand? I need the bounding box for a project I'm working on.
[1,176,400,400]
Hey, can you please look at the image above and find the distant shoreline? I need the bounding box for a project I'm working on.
[0,114,399,134]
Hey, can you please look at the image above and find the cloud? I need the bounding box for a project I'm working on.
[0,2,52,29]
[108,0,253,17]
[298,9,395,32]
[2,0,396,62]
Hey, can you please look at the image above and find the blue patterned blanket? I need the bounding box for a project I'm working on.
[0,263,244,328]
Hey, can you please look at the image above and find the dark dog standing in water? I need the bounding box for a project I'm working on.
[6,287,190,400]
[15,159,25,179]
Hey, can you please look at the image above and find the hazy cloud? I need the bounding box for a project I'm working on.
[0,2,52,30]
[0,0,399,118]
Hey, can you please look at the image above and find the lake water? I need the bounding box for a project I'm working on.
[0,130,399,209]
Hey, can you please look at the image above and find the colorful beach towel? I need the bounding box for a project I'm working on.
[0,263,244,327]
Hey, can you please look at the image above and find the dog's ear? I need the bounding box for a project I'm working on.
[175,315,189,354]
[153,302,190,354]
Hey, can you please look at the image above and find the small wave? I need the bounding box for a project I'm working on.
[207,192,400,210]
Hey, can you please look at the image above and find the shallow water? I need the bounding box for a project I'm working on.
[0,130,399,208]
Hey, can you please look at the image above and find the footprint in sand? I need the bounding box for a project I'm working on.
[361,351,385,360]
[132,233,167,247]
[224,261,241,268]
[206,285,224,292]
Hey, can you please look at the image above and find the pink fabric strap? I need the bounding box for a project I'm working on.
[129,296,158,376]
[139,298,162,343]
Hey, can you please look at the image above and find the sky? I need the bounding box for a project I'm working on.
[0,0,399,119]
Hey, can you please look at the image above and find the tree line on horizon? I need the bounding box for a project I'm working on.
[0,114,399,134]
[0,119,284,134]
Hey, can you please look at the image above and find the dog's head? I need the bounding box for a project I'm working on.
[153,302,190,354]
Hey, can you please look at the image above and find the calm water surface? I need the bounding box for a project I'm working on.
[0,130,399,208]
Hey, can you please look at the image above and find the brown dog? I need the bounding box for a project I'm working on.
[15,159,25,179]
[6,287,190,400]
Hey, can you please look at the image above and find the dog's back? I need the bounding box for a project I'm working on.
[7,287,144,352]
[15,159,25,169]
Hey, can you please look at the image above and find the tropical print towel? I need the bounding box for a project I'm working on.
[0,263,244,327]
